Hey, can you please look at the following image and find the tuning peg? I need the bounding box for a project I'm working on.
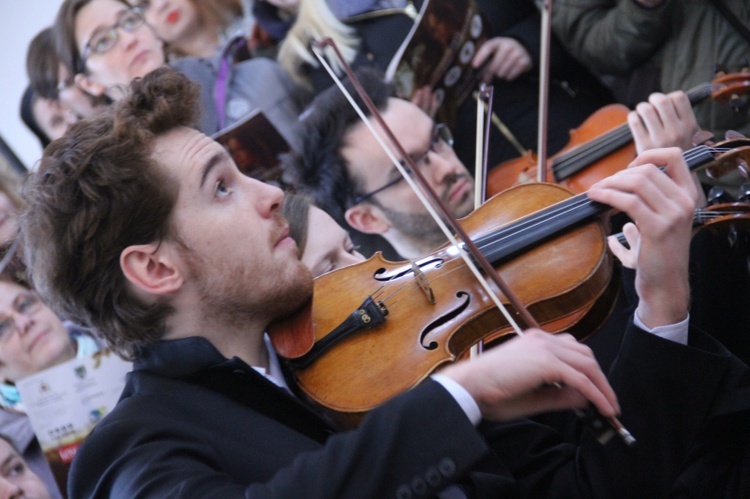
[729,94,749,113]
[714,63,728,77]
[725,130,747,140]
[707,186,735,206]
[692,130,715,146]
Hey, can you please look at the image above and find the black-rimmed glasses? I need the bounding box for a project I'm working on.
[350,123,454,205]
[78,7,147,73]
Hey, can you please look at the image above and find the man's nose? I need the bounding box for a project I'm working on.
[428,152,461,184]
[260,182,286,219]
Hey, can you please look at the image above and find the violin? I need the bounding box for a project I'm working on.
[485,72,750,197]
[271,140,750,427]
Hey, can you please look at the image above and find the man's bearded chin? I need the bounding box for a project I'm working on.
[184,246,315,330]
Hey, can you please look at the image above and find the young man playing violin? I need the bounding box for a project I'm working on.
[22,68,741,498]
[291,68,702,260]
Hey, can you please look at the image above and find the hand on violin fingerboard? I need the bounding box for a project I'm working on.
[628,91,700,154]
[588,147,695,329]
[440,330,619,422]
[472,37,533,84]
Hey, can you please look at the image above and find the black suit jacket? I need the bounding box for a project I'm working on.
[68,322,737,498]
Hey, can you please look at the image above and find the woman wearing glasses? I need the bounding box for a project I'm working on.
[53,0,307,154]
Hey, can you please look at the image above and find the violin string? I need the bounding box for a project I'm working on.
[376,282,411,308]
[553,124,631,177]
[370,285,386,300]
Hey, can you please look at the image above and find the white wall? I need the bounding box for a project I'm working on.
[0,1,62,171]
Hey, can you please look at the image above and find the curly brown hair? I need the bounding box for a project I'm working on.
[21,67,200,359]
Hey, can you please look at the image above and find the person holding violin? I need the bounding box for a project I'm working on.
[22,68,742,498]
[289,68,702,260]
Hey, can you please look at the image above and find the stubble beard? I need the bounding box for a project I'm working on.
[182,247,314,332]
[375,173,474,251]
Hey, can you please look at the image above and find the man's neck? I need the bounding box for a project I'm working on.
[165,306,270,369]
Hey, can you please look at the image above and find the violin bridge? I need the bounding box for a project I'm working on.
[411,261,436,305]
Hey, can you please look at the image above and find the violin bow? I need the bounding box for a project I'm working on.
[536,0,552,182]
[470,83,495,358]
[474,84,494,207]
[312,37,634,446]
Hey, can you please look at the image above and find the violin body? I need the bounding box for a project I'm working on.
[486,104,635,197]
[278,183,615,425]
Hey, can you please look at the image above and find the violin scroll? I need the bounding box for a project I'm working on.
[691,131,750,180]
[711,66,750,112]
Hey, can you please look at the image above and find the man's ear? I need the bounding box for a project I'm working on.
[345,204,391,235]
[74,73,107,98]
[120,242,185,297]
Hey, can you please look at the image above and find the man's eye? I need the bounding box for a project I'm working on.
[215,181,231,198]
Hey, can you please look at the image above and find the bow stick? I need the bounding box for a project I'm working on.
[536,0,552,181]
[470,83,495,358]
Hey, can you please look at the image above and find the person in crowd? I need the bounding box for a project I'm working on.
[20,67,741,498]
[551,0,750,194]
[26,27,107,121]
[0,434,52,499]
[282,192,364,277]
[53,0,307,153]
[551,0,750,136]
[277,0,615,168]
[0,276,102,499]
[289,69,700,259]
[0,170,26,285]
[128,0,253,59]
[19,88,76,149]
[250,0,299,55]
[0,277,101,411]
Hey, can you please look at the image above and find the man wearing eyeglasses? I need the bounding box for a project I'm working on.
[291,68,702,260]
